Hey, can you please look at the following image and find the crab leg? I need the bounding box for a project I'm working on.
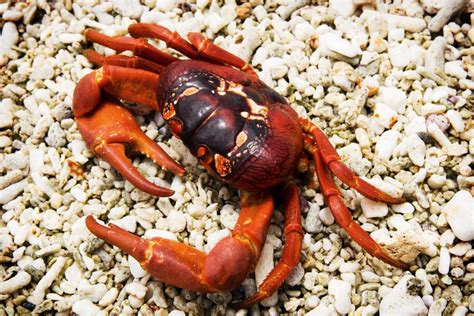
[85,190,274,292]
[76,100,185,196]
[128,23,200,59]
[85,29,178,66]
[304,137,408,269]
[187,32,256,74]
[73,64,163,117]
[237,182,303,308]
[300,119,404,204]
[84,49,164,74]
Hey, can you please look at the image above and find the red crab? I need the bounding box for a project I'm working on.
[73,23,409,308]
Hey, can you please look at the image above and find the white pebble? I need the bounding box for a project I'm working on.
[305,203,324,233]
[361,271,380,283]
[391,202,415,214]
[112,0,142,18]
[28,256,68,305]
[438,247,450,275]
[0,179,27,205]
[445,61,467,79]
[449,242,471,256]
[293,21,313,41]
[377,86,407,113]
[72,300,101,316]
[40,209,61,230]
[443,191,474,241]
[167,210,186,233]
[329,0,356,17]
[144,229,178,241]
[406,134,426,166]
[262,57,288,80]
[320,32,360,58]
[0,22,19,65]
[380,275,428,315]
[0,271,31,294]
[328,279,352,314]
[125,282,148,299]
[98,287,119,307]
[128,256,147,278]
[318,207,335,226]
[306,303,334,316]
[388,43,410,68]
[78,280,108,302]
[388,28,405,42]
[427,174,446,189]
[446,110,465,133]
[373,103,398,130]
[361,198,388,218]
[375,130,400,162]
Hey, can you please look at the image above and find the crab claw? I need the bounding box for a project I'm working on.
[76,99,185,196]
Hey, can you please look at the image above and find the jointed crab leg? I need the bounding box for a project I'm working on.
[300,119,404,204]
[73,64,162,116]
[85,29,178,66]
[238,182,303,308]
[128,23,200,59]
[84,49,164,74]
[304,137,408,269]
[187,32,256,75]
[86,190,274,293]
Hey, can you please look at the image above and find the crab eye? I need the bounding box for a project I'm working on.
[169,119,183,136]
[196,145,213,164]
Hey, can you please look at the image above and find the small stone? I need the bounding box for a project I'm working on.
[443,191,474,241]
[306,303,334,316]
[384,231,428,263]
[329,0,356,17]
[319,207,335,226]
[373,103,398,130]
[98,288,119,307]
[375,130,400,162]
[426,114,450,132]
[427,174,446,189]
[305,203,323,233]
[388,43,411,68]
[77,280,108,302]
[293,21,314,41]
[112,0,142,18]
[328,279,352,314]
[449,242,471,256]
[380,275,428,316]
[377,86,407,113]
[392,202,415,214]
[406,134,426,167]
[72,300,101,315]
[446,110,465,133]
[361,198,389,218]
[128,256,147,278]
[125,282,148,299]
[438,247,450,275]
[167,210,186,233]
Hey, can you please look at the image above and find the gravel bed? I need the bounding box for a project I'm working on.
[0,0,473,315]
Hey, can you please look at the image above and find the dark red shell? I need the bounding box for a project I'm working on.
[157,60,303,192]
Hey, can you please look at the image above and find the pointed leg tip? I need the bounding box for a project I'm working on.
[85,215,105,236]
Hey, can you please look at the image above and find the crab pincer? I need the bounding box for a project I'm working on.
[75,98,185,196]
